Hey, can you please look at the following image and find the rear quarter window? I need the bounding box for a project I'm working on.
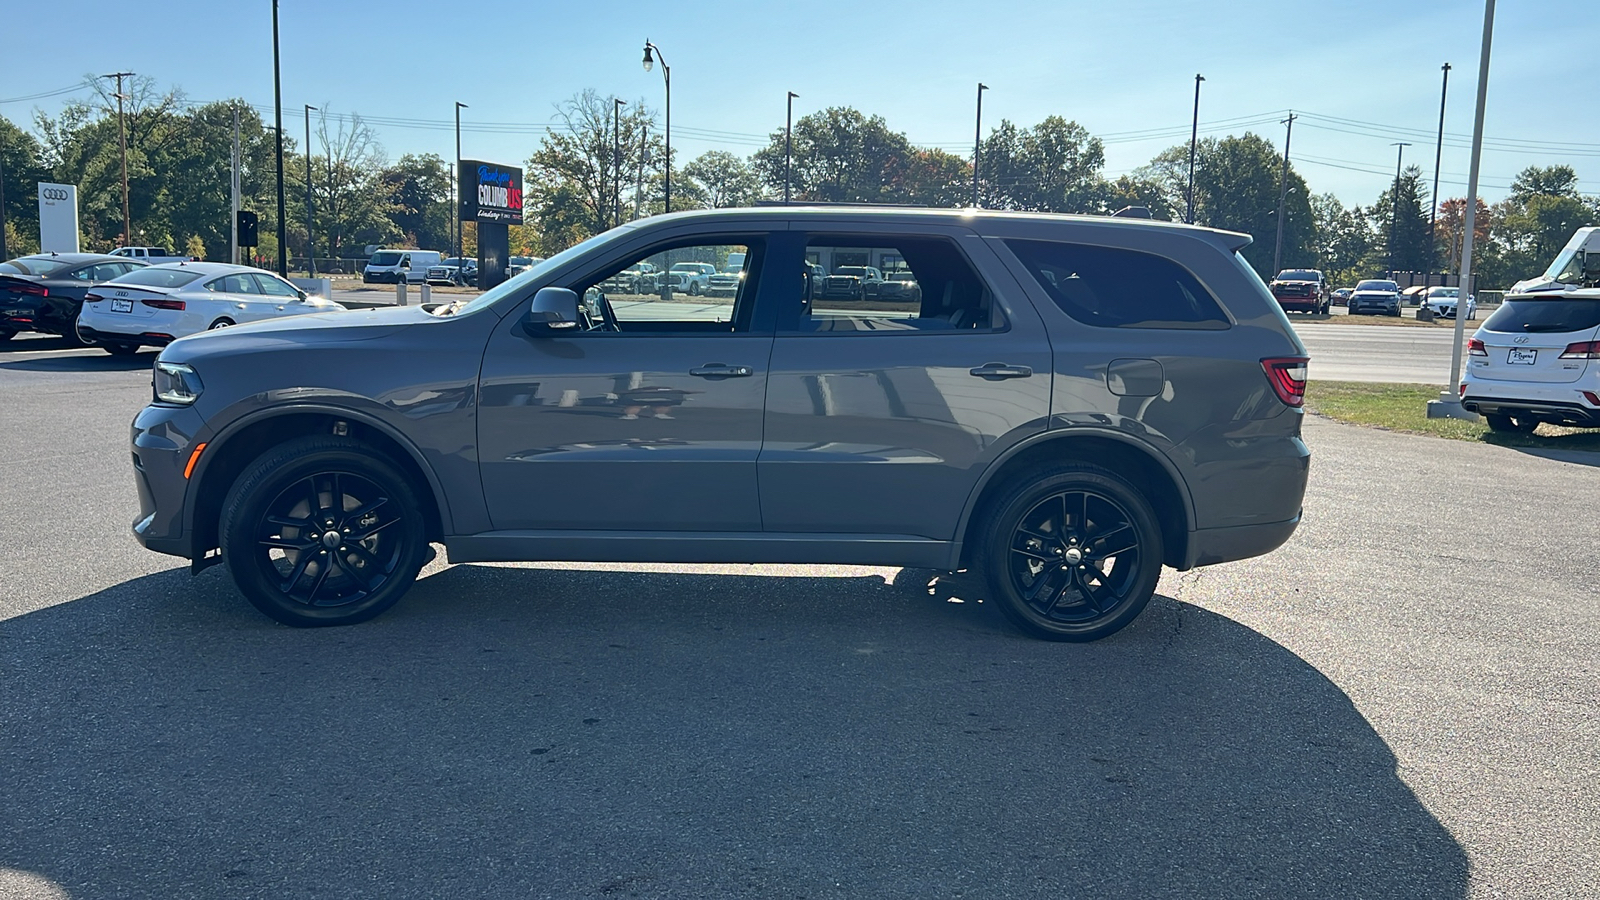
[1483,298,1600,334]
[1005,239,1230,330]
[110,267,205,289]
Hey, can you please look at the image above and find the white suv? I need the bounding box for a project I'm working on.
[1461,289,1600,432]
[666,262,715,295]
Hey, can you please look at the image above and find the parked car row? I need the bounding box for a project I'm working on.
[1,253,346,355]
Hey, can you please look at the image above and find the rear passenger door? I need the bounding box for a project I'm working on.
[757,226,1052,540]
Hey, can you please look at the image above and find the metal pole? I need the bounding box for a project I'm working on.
[304,105,316,275]
[103,72,135,246]
[1430,63,1451,280]
[1272,112,1296,275]
[1389,142,1412,276]
[614,98,625,226]
[1440,0,1496,413]
[231,105,240,265]
[455,102,467,261]
[973,83,988,208]
[1187,74,1204,224]
[2,125,9,261]
[663,59,671,212]
[785,91,797,204]
[271,0,287,276]
[635,126,647,218]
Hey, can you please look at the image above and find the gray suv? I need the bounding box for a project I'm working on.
[130,208,1310,641]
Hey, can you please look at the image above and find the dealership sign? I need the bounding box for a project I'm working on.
[459,159,524,225]
[37,182,80,253]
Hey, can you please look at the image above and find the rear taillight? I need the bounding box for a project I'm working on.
[1583,391,1600,407]
[1468,338,1486,356]
[1559,341,1600,359]
[1260,356,1308,408]
[141,298,186,311]
[1460,383,1468,398]
[84,292,104,303]
[13,282,47,297]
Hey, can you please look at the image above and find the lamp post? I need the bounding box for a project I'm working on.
[455,101,468,262]
[1430,63,1451,284]
[1272,112,1297,275]
[1187,74,1204,224]
[643,41,670,212]
[102,72,135,247]
[785,91,798,204]
[614,98,626,227]
[972,82,988,208]
[304,104,317,275]
[271,0,287,276]
[1389,142,1413,276]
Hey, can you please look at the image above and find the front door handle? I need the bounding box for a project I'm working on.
[689,363,753,378]
[969,362,1033,379]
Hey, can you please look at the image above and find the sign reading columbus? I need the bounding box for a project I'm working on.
[459,159,524,225]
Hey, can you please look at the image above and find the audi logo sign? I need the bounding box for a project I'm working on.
[41,188,70,201]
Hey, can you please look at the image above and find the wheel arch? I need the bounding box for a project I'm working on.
[954,428,1195,571]
[186,405,450,560]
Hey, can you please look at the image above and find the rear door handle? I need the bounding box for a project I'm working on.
[969,362,1033,379]
[689,364,753,378]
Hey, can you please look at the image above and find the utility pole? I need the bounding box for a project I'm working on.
[304,105,317,276]
[1430,63,1451,284]
[271,0,287,276]
[1272,112,1297,275]
[614,98,625,227]
[973,83,988,208]
[1,133,9,262]
[1187,74,1204,224]
[455,102,468,261]
[785,91,798,204]
[1389,142,1413,276]
[231,104,240,264]
[103,72,136,246]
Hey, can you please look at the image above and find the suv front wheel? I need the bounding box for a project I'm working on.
[981,465,1163,641]
[220,436,428,627]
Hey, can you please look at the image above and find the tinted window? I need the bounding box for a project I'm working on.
[206,274,259,294]
[574,240,759,332]
[253,273,301,297]
[370,251,402,266]
[796,236,997,333]
[1483,298,1600,334]
[0,257,74,277]
[1279,270,1320,281]
[1355,280,1398,292]
[109,267,204,289]
[1006,239,1229,330]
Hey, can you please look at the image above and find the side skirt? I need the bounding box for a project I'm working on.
[446,530,958,569]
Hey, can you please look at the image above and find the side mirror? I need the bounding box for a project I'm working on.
[296,289,308,300]
[521,287,581,336]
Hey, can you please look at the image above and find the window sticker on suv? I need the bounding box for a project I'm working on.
[1006,240,1229,330]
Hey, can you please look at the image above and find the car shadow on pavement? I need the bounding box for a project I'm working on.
[0,350,157,372]
[1,564,1468,899]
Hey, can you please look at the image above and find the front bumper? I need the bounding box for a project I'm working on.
[131,403,207,559]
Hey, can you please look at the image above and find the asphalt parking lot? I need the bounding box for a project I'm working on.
[1,337,1596,899]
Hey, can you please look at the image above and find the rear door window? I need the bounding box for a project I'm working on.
[1005,239,1230,330]
[1483,298,1600,334]
[792,236,999,333]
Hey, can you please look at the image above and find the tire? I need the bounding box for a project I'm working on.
[1484,413,1538,435]
[208,318,235,330]
[689,281,703,296]
[104,342,140,356]
[0,329,13,342]
[220,436,428,627]
[979,464,1164,642]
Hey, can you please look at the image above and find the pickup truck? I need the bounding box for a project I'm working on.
[110,247,192,265]
[1268,268,1328,314]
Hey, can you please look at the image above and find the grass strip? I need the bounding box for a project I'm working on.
[1305,380,1600,451]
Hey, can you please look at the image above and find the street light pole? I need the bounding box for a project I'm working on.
[1272,112,1297,275]
[271,0,287,276]
[785,91,798,204]
[1389,141,1413,276]
[973,82,988,208]
[643,41,671,213]
[304,104,317,275]
[1187,73,1204,224]
[455,101,467,262]
[1430,63,1451,282]
[102,72,135,247]
[614,98,626,227]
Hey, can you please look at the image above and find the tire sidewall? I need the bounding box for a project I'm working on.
[981,466,1164,641]
[221,438,426,627]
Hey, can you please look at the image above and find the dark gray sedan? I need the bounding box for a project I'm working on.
[0,253,146,342]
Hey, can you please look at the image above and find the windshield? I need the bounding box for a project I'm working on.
[1429,287,1458,298]
[1355,280,1398,292]
[0,257,75,277]
[109,267,204,288]
[836,267,870,276]
[669,263,701,272]
[1278,270,1318,281]
[370,251,403,266]
[1539,229,1594,283]
[437,230,620,318]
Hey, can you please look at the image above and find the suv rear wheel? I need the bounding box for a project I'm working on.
[981,465,1163,641]
[220,436,428,627]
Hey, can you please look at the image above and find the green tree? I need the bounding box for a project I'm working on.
[887,147,971,208]
[383,153,452,253]
[979,116,1106,212]
[683,151,762,208]
[525,90,664,254]
[1366,165,1433,276]
[1309,192,1372,285]
[1,115,48,256]
[1508,165,1579,205]
[751,107,914,203]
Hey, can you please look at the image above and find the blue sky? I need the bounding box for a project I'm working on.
[4,0,1597,208]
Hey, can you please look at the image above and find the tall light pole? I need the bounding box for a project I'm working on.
[102,72,135,246]
[455,101,467,261]
[271,0,287,276]
[230,104,240,264]
[614,98,626,227]
[972,82,988,208]
[304,104,317,275]
[785,91,798,204]
[1187,74,1204,224]
[1430,63,1452,284]
[1389,142,1413,276]
[1272,112,1297,275]
[643,41,671,212]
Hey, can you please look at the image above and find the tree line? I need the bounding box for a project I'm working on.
[2,77,1596,289]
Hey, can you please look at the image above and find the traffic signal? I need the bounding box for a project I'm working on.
[237,210,259,246]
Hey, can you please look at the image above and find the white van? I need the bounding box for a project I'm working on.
[363,249,442,284]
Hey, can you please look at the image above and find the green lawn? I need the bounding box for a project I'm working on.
[1305,381,1600,452]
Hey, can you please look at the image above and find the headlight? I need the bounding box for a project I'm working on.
[153,361,203,405]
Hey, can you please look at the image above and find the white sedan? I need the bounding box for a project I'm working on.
[1425,286,1477,320]
[77,262,346,356]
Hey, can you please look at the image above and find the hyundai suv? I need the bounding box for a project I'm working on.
[1461,289,1600,432]
[129,208,1310,641]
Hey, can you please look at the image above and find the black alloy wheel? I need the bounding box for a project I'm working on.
[221,436,427,627]
[983,465,1162,641]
